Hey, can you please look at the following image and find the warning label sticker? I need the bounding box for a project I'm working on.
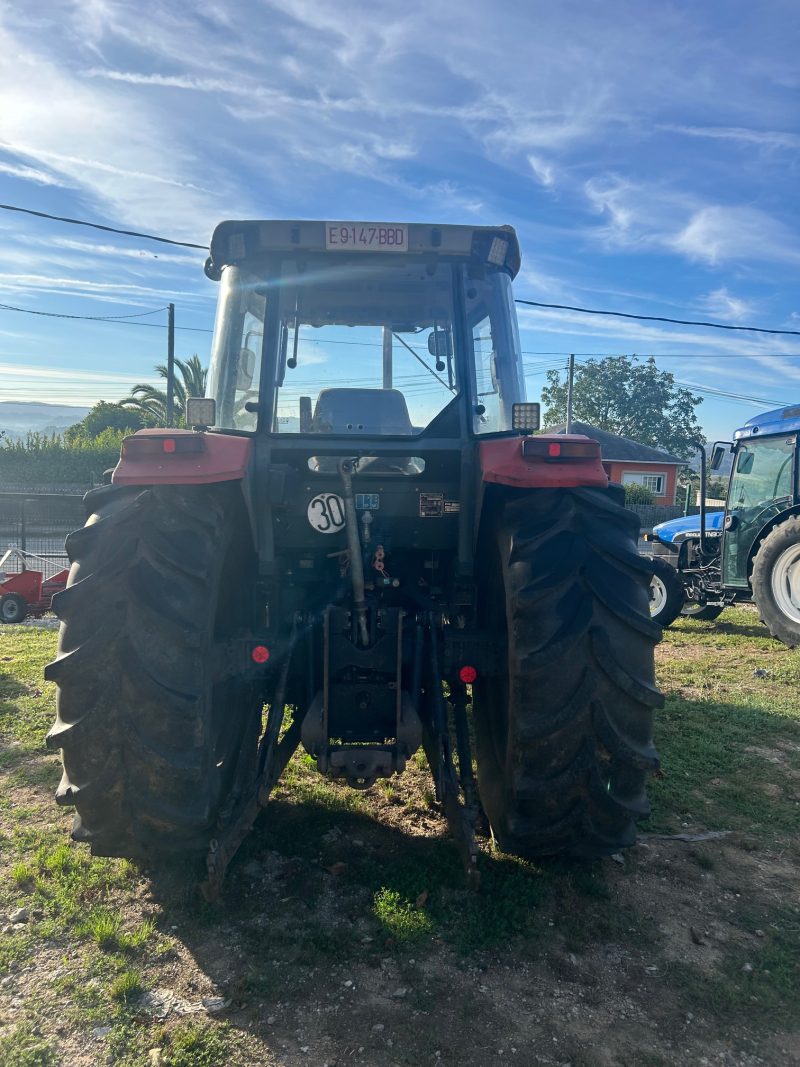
[419,492,444,518]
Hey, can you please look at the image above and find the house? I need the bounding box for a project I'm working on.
[547,421,685,505]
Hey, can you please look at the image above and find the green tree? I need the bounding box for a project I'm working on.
[64,401,148,443]
[120,355,208,426]
[541,356,703,459]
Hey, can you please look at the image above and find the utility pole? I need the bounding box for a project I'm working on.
[566,353,575,433]
[382,327,393,389]
[166,303,175,426]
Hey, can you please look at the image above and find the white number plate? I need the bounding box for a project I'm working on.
[325,223,408,252]
[307,493,346,533]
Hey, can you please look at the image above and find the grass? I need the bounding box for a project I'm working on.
[109,968,144,1001]
[0,1022,57,1067]
[647,606,800,838]
[1,614,800,1062]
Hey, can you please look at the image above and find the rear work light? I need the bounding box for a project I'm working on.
[511,402,541,432]
[522,437,601,462]
[123,434,206,459]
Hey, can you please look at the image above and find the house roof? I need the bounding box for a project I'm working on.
[546,421,685,465]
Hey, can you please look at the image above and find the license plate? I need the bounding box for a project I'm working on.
[325,223,408,252]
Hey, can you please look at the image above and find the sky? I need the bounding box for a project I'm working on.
[0,0,798,441]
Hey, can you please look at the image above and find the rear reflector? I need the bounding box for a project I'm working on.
[123,434,206,459]
[251,645,270,664]
[522,437,600,462]
[458,665,478,684]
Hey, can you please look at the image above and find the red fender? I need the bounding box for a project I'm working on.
[479,435,608,489]
[112,429,252,486]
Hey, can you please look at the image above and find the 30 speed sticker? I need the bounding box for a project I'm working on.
[307,493,346,533]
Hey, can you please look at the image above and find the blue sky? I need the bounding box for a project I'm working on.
[0,0,798,440]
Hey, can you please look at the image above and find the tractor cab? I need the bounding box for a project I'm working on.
[202,221,527,444]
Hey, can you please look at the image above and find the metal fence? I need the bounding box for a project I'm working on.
[631,503,725,533]
[0,492,85,572]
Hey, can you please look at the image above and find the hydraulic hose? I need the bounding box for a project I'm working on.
[338,459,370,647]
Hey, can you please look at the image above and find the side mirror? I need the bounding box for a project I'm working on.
[710,442,732,470]
[428,330,452,362]
[186,397,216,429]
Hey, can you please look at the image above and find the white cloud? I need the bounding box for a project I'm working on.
[671,206,800,266]
[0,271,210,303]
[660,124,800,151]
[45,237,201,266]
[528,155,555,188]
[0,361,147,384]
[698,288,754,321]
[0,161,67,186]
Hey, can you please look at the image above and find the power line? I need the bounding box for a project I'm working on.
[1,200,797,340]
[0,301,212,333]
[0,203,206,250]
[564,354,782,409]
[515,299,800,338]
[0,301,169,322]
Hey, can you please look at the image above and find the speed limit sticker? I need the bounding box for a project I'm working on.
[307,493,346,533]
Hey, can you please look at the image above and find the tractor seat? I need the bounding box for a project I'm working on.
[312,388,413,435]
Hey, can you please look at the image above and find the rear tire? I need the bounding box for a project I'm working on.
[648,556,685,627]
[473,486,662,860]
[751,516,800,647]
[45,483,262,859]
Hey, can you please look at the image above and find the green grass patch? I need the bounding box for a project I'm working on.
[110,968,145,1001]
[161,1021,233,1067]
[0,1022,57,1066]
[648,607,800,837]
[373,887,434,943]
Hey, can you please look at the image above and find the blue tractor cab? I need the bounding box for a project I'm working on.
[648,404,800,646]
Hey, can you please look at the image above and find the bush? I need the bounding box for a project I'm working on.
[0,430,126,487]
[623,482,655,505]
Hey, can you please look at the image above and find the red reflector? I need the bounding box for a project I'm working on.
[123,433,206,459]
[522,437,601,462]
[459,665,478,684]
[251,645,270,664]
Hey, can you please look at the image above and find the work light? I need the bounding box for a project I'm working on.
[511,402,541,432]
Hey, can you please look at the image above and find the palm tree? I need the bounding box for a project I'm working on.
[120,355,208,426]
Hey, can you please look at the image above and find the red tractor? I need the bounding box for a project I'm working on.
[0,549,68,624]
[46,220,661,893]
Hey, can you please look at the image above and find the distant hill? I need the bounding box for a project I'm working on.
[0,401,89,440]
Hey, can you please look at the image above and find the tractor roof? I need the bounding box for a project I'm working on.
[734,404,800,440]
[207,220,520,279]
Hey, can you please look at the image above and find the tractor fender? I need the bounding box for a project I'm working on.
[112,429,252,487]
[478,435,608,489]
[112,429,258,549]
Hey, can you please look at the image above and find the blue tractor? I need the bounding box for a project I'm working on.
[647,404,800,647]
